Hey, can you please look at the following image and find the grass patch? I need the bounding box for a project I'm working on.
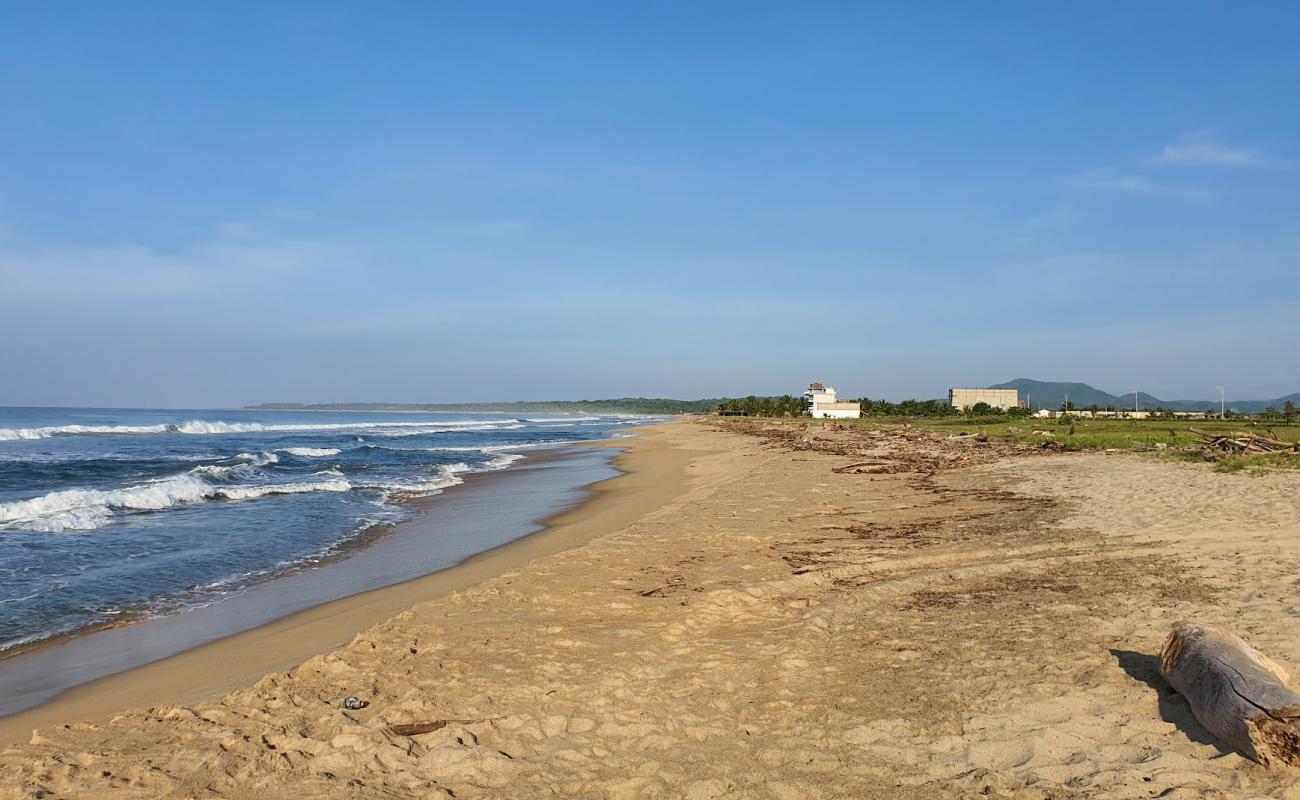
[1212,453,1300,475]
[795,416,1300,463]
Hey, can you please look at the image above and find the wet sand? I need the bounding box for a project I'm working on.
[4,419,1300,798]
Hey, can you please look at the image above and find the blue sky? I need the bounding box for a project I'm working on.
[1,2,1297,406]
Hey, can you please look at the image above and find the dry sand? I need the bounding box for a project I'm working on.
[3,419,1300,798]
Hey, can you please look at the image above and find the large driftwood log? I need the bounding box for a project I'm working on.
[1159,621,1300,766]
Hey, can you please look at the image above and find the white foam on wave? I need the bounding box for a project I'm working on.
[353,450,526,500]
[373,423,525,437]
[174,419,520,435]
[413,440,567,453]
[278,447,341,457]
[356,462,472,496]
[236,451,280,465]
[0,471,351,533]
[484,453,526,469]
[190,463,253,480]
[0,418,525,442]
[190,451,279,479]
[0,424,171,442]
[523,416,603,423]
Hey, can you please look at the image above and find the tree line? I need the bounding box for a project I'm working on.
[714,396,1036,418]
[714,396,807,417]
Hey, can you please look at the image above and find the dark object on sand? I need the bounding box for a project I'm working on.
[390,720,449,736]
[1159,621,1300,766]
[341,696,369,710]
[832,462,891,474]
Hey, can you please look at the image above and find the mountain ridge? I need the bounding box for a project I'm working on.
[988,379,1300,413]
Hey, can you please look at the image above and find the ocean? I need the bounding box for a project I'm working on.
[0,406,653,653]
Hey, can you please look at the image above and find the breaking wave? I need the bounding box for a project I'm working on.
[278,447,341,457]
[0,419,525,442]
[0,424,171,442]
[413,440,569,453]
[523,416,602,423]
[373,423,524,437]
[172,419,521,435]
[0,443,530,534]
[189,451,279,479]
[0,472,352,533]
[354,462,472,496]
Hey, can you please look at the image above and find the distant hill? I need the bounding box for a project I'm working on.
[988,379,1300,413]
[247,398,729,415]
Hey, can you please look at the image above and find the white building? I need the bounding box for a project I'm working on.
[1034,409,1155,419]
[803,383,862,419]
[949,387,1021,412]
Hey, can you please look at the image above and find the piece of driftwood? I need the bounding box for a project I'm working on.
[389,720,449,736]
[832,462,890,474]
[1159,621,1300,766]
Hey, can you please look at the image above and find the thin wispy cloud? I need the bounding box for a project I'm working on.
[1155,131,1277,167]
[1069,169,1211,200]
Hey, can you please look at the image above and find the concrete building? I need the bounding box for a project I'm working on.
[803,383,862,419]
[949,387,1021,412]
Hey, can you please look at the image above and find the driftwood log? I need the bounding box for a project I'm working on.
[389,720,449,736]
[1159,621,1300,766]
[832,462,891,474]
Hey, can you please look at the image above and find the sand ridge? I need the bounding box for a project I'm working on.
[2,420,1300,798]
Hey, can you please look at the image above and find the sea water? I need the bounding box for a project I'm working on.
[0,407,653,652]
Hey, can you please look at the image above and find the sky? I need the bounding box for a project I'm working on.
[1,2,1297,407]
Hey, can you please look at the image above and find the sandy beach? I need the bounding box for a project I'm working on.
[4,418,1300,798]
[0,445,622,726]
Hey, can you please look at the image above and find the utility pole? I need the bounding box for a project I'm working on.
[1218,385,1226,419]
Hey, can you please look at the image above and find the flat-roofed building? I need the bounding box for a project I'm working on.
[949,387,1021,412]
[803,383,861,419]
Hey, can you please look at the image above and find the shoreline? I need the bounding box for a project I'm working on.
[0,448,561,665]
[0,428,686,745]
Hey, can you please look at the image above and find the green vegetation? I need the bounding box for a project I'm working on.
[857,397,957,417]
[908,416,1298,449]
[714,396,805,417]
[716,395,1018,418]
[802,415,1300,469]
[861,397,1034,418]
[718,395,1034,419]
[1213,453,1300,475]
